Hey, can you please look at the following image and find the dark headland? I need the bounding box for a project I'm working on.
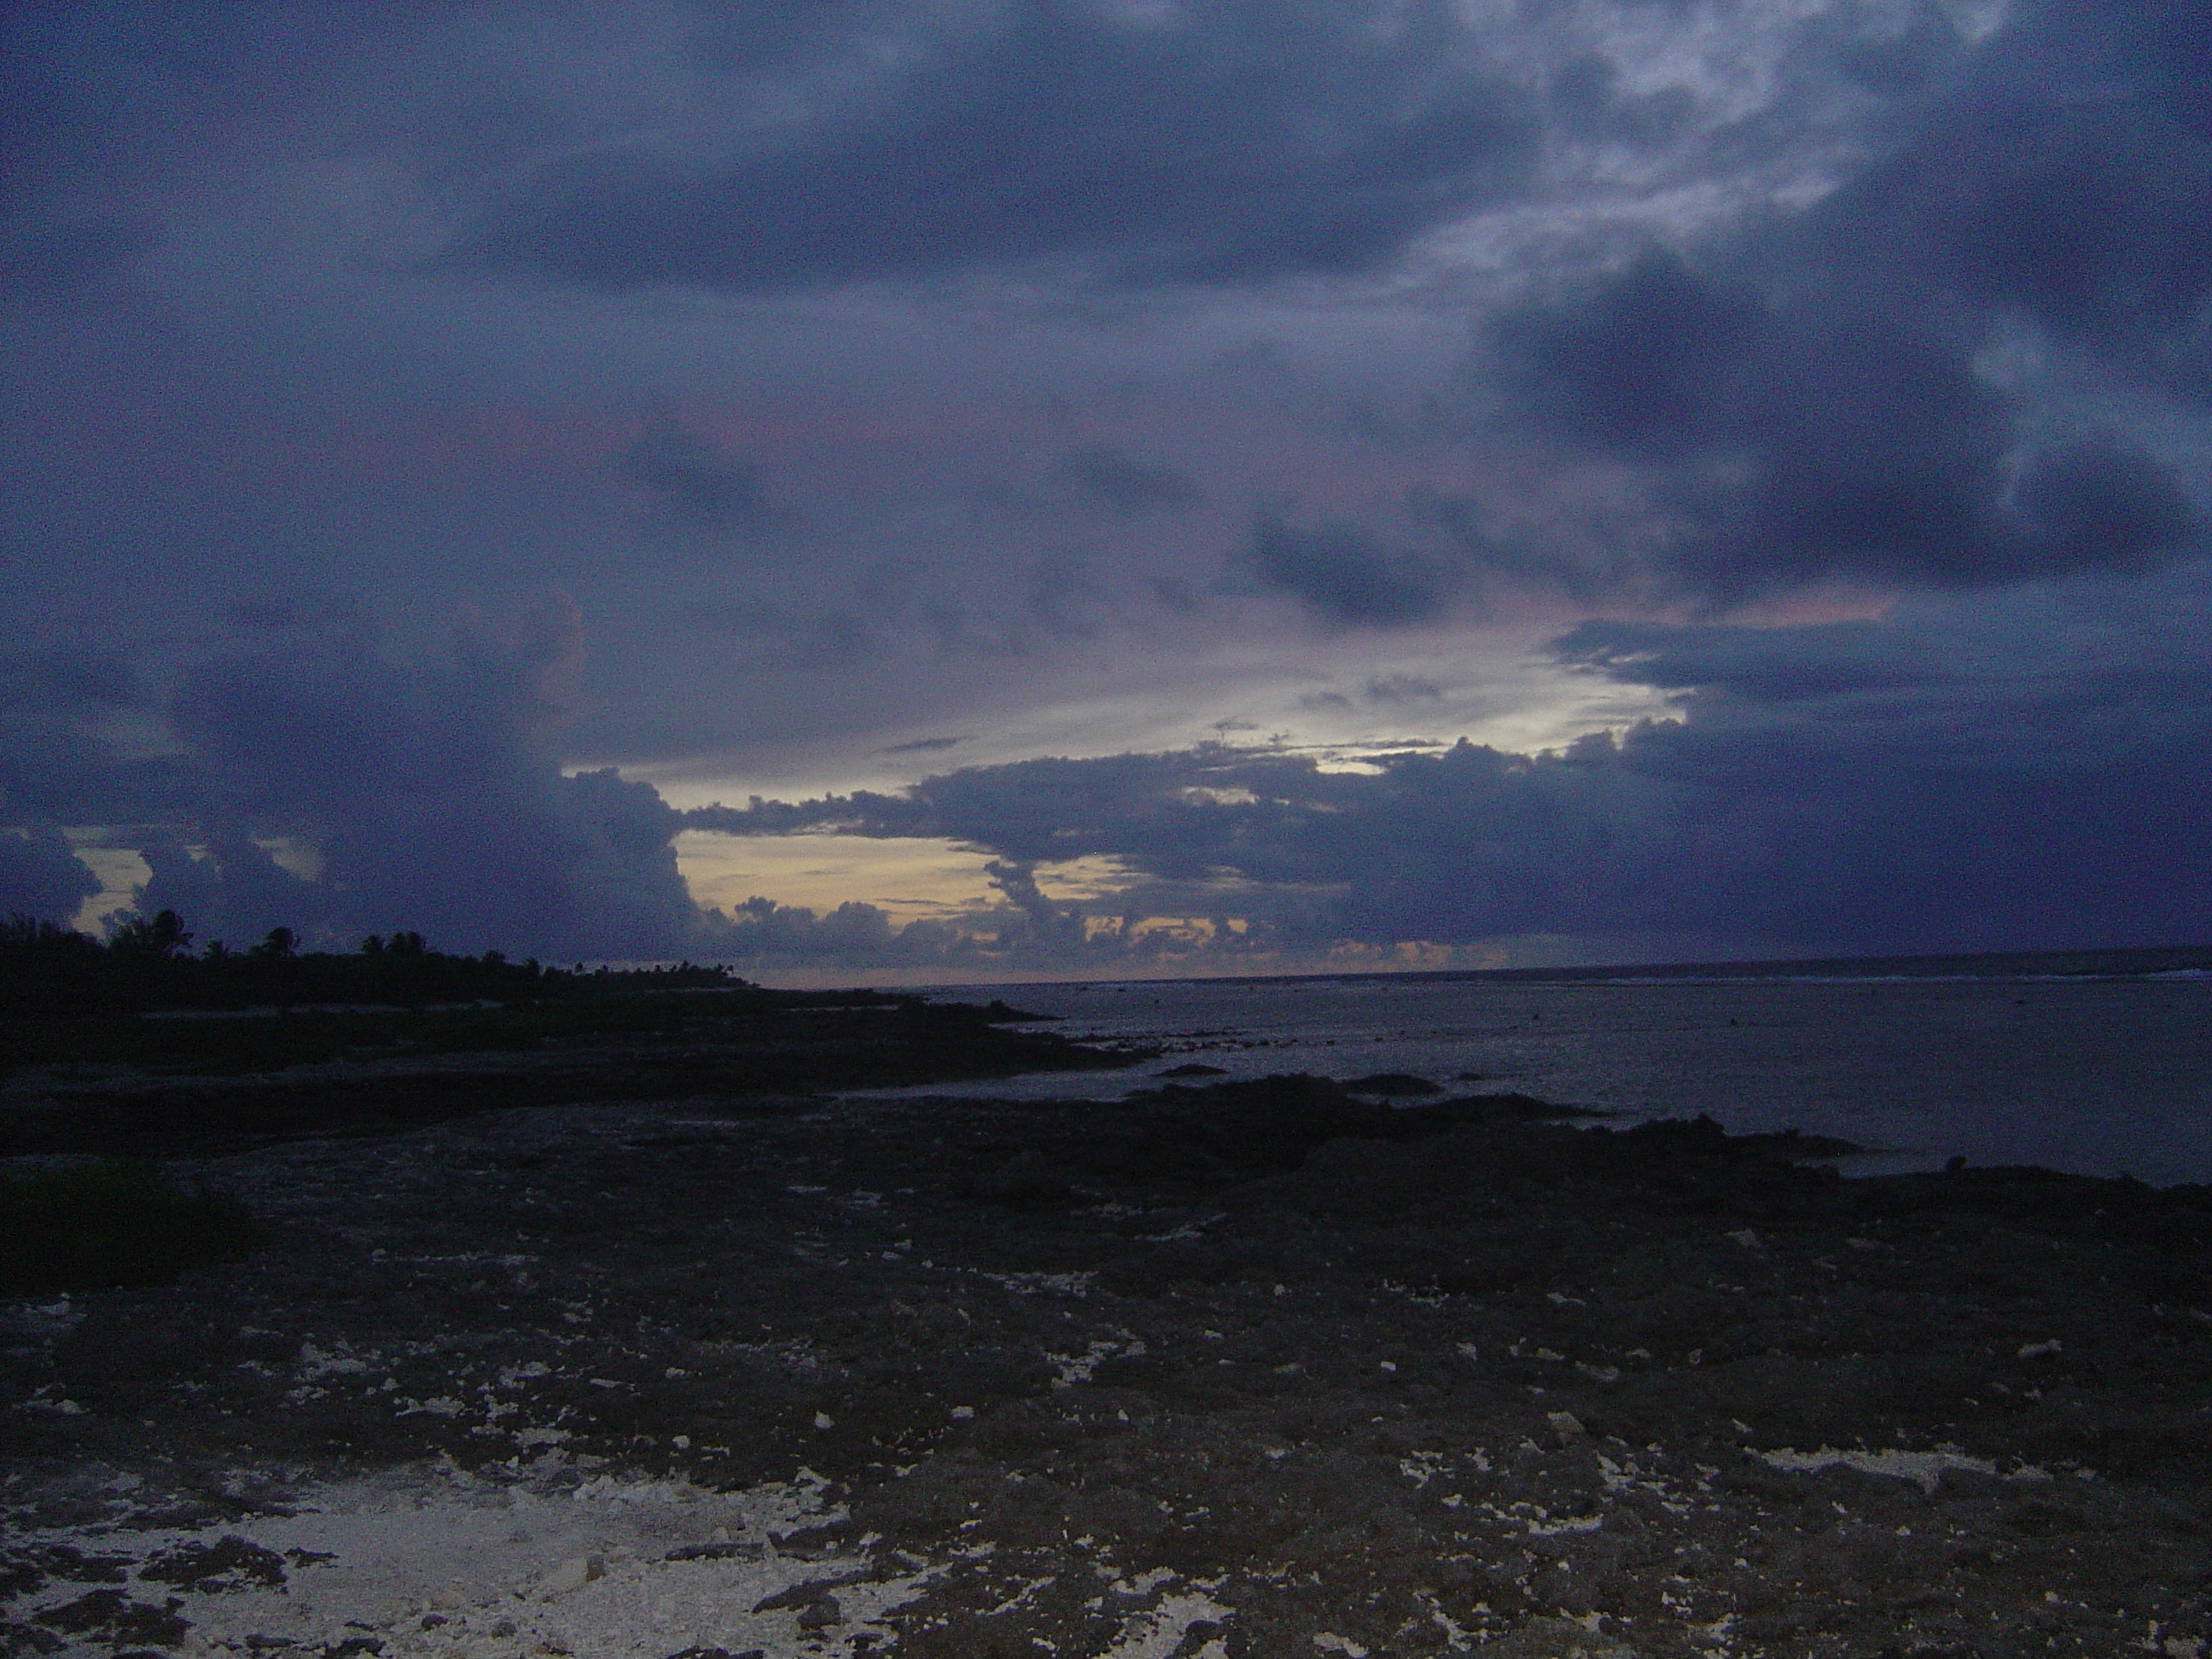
[3,923,2209,1657]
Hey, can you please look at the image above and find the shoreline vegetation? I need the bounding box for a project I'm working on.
[3,914,2210,1654]
[1,912,1096,1150]
[3,910,771,1022]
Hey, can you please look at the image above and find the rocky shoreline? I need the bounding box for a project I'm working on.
[5,1051,2211,1657]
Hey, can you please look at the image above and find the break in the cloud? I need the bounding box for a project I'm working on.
[3,0,2209,975]
[688,562,2212,963]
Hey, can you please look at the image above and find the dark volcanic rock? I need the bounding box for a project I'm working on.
[962,1148,1074,1208]
[1342,1071,1442,1096]
[4,1068,2210,1657]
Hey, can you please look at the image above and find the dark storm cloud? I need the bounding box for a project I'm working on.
[1543,50,1699,148]
[1817,0,2212,374]
[1456,0,2211,608]
[708,883,1208,975]
[0,824,101,921]
[1057,445,1202,513]
[689,568,2212,958]
[1550,619,1945,702]
[1363,672,1443,703]
[1245,514,1460,627]
[679,599,880,670]
[0,604,719,958]
[0,644,193,834]
[0,644,145,715]
[144,602,709,956]
[7,0,2210,977]
[1483,250,2201,602]
[447,1,1536,292]
[618,420,762,530]
[2012,439,2198,566]
[880,736,967,755]
[982,857,1086,952]
[0,3,444,212]
[717,894,900,969]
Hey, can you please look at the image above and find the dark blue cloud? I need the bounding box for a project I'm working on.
[1457,0,2212,608]
[0,644,192,835]
[1245,514,1460,628]
[690,568,2212,958]
[1058,445,1202,513]
[0,822,100,921]
[446,1,1537,293]
[1818,0,2212,372]
[1363,673,1443,703]
[1484,249,2200,602]
[2013,439,2197,568]
[149,602,708,956]
[619,419,762,531]
[1490,250,1769,464]
[0,602,719,956]
[1549,618,1942,702]
[3,0,2208,977]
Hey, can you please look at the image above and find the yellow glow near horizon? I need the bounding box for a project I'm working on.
[672,830,998,920]
[65,841,150,934]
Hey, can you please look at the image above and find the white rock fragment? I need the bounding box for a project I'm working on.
[1526,1512,1604,1536]
[1313,1635,1370,1656]
[814,1412,835,1429]
[1546,1412,1586,1441]
[1726,1228,1762,1249]
[2018,1338,2063,1359]
[1757,1446,1999,1493]
[538,1555,603,1598]
[1102,1589,1233,1657]
[1047,1334,1145,1388]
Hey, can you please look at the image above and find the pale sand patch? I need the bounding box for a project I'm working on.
[13,1464,936,1659]
[11,1462,1252,1659]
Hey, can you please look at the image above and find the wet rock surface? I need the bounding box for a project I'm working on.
[4,1072,2211,1656]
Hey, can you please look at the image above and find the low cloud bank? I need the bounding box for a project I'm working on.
[690,568,2212,965]
[7,564,2208,975]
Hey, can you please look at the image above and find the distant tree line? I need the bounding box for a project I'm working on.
[0,911,745,1017]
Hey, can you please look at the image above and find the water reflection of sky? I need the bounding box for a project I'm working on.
[862,975,2212,1187]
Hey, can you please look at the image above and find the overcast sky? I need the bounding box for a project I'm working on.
[3,0,2207,980]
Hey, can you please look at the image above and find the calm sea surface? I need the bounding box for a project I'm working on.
[876,970,2212,1185]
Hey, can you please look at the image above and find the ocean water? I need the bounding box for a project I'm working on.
[884,968,2212,1186]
